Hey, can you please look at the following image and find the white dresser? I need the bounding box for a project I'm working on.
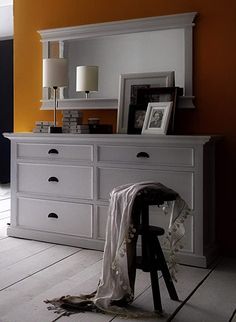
[5,133,217,267]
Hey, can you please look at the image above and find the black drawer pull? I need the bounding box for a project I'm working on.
[48,176,59,183]
[136,152,150,158]
[48,213,58,219]
[48,148,59,154]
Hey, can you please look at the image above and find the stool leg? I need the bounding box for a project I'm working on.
[149,236,163,312]
[141,204,149,269]
[155,238,179,301]
[150,267,162,312]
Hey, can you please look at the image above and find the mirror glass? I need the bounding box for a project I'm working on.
[62,29,184,99]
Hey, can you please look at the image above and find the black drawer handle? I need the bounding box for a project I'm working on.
[48,176,59,183]
[48,148,59,154]
[136,152,150,158]
[48,213,58,219]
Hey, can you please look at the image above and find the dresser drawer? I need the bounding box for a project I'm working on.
[18,163,93,199]
[97,145,194,167]
[97,166,193,207]
[17,143,93,161]
[18,197,92,237]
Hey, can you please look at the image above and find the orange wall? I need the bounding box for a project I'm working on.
[14,0,236,255]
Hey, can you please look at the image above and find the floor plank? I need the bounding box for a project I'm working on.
[0,237,55,270]
[169,258,236,322]
[0,209,10,220]
[0,217,10,238]
[0,249,103,322]
[0,244,81,291]
[0,198,10,212]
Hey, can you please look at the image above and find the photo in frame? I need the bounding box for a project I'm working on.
[136,86,183,134]
[117,71,175,133]
[127,104,147,134]
[142,102,173,135]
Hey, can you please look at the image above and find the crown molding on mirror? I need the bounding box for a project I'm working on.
[38,12,197,110]
[38,12,197,42]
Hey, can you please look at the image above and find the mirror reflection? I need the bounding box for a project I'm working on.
[50,29,184,100]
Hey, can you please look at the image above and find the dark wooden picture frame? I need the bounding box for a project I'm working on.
[127,104,147,134]
[136,86,182,134]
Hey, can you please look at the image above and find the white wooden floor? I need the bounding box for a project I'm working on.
[0,184,235,322]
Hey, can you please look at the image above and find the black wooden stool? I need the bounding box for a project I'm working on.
[132,186,179,313]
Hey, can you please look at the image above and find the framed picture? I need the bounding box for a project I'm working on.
[127,104,147,134]
[117,71,175,133]
[136,87,183,133]
[142,102,173,135]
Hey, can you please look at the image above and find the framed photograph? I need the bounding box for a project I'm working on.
[117,71,175,133]
[136,87,183,133]
[142,102,173,135]
[127,104,147,134]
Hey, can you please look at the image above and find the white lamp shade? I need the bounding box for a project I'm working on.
[76,66,98,92]
[43,58,68,88]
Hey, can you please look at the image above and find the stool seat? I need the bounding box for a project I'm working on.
[132,185,179,313]
[136,186,178,205]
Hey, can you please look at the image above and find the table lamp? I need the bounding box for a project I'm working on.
[43,58,68,133]
[76,66,98,99]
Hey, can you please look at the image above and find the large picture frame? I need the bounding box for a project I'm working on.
[117,71,175,133]
[142,102,173,135]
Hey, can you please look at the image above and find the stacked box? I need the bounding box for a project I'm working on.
[62,110,84,133]
[33,121,54,133]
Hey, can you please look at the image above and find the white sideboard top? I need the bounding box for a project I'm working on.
[4,133,215,145]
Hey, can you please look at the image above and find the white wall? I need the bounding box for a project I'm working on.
[0,0,13,39]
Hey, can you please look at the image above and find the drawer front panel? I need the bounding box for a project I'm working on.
[97,205,193,252]
[17,143,93,161]
[97,167,193,208]
[97,205,109,240]
[18,163,93,199]
[98,145,194,167]
[18,197,92,237]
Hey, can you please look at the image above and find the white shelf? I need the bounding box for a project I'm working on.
[40,98,118,110]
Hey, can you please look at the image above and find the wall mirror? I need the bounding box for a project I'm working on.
[38,12,197,111]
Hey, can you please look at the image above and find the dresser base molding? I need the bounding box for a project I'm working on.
[7,226,211,267]
[4,133,217,268]
[7,227,106,251]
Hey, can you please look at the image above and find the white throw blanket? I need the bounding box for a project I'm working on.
[45,182,190,318]
[94,182,190,311]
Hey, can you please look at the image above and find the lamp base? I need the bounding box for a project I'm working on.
[48,126,62,133]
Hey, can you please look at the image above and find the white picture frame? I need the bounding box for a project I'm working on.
[117,71,175,133]
[141,102,173,135]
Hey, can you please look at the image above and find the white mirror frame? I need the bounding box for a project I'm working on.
[38,12,197,110]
